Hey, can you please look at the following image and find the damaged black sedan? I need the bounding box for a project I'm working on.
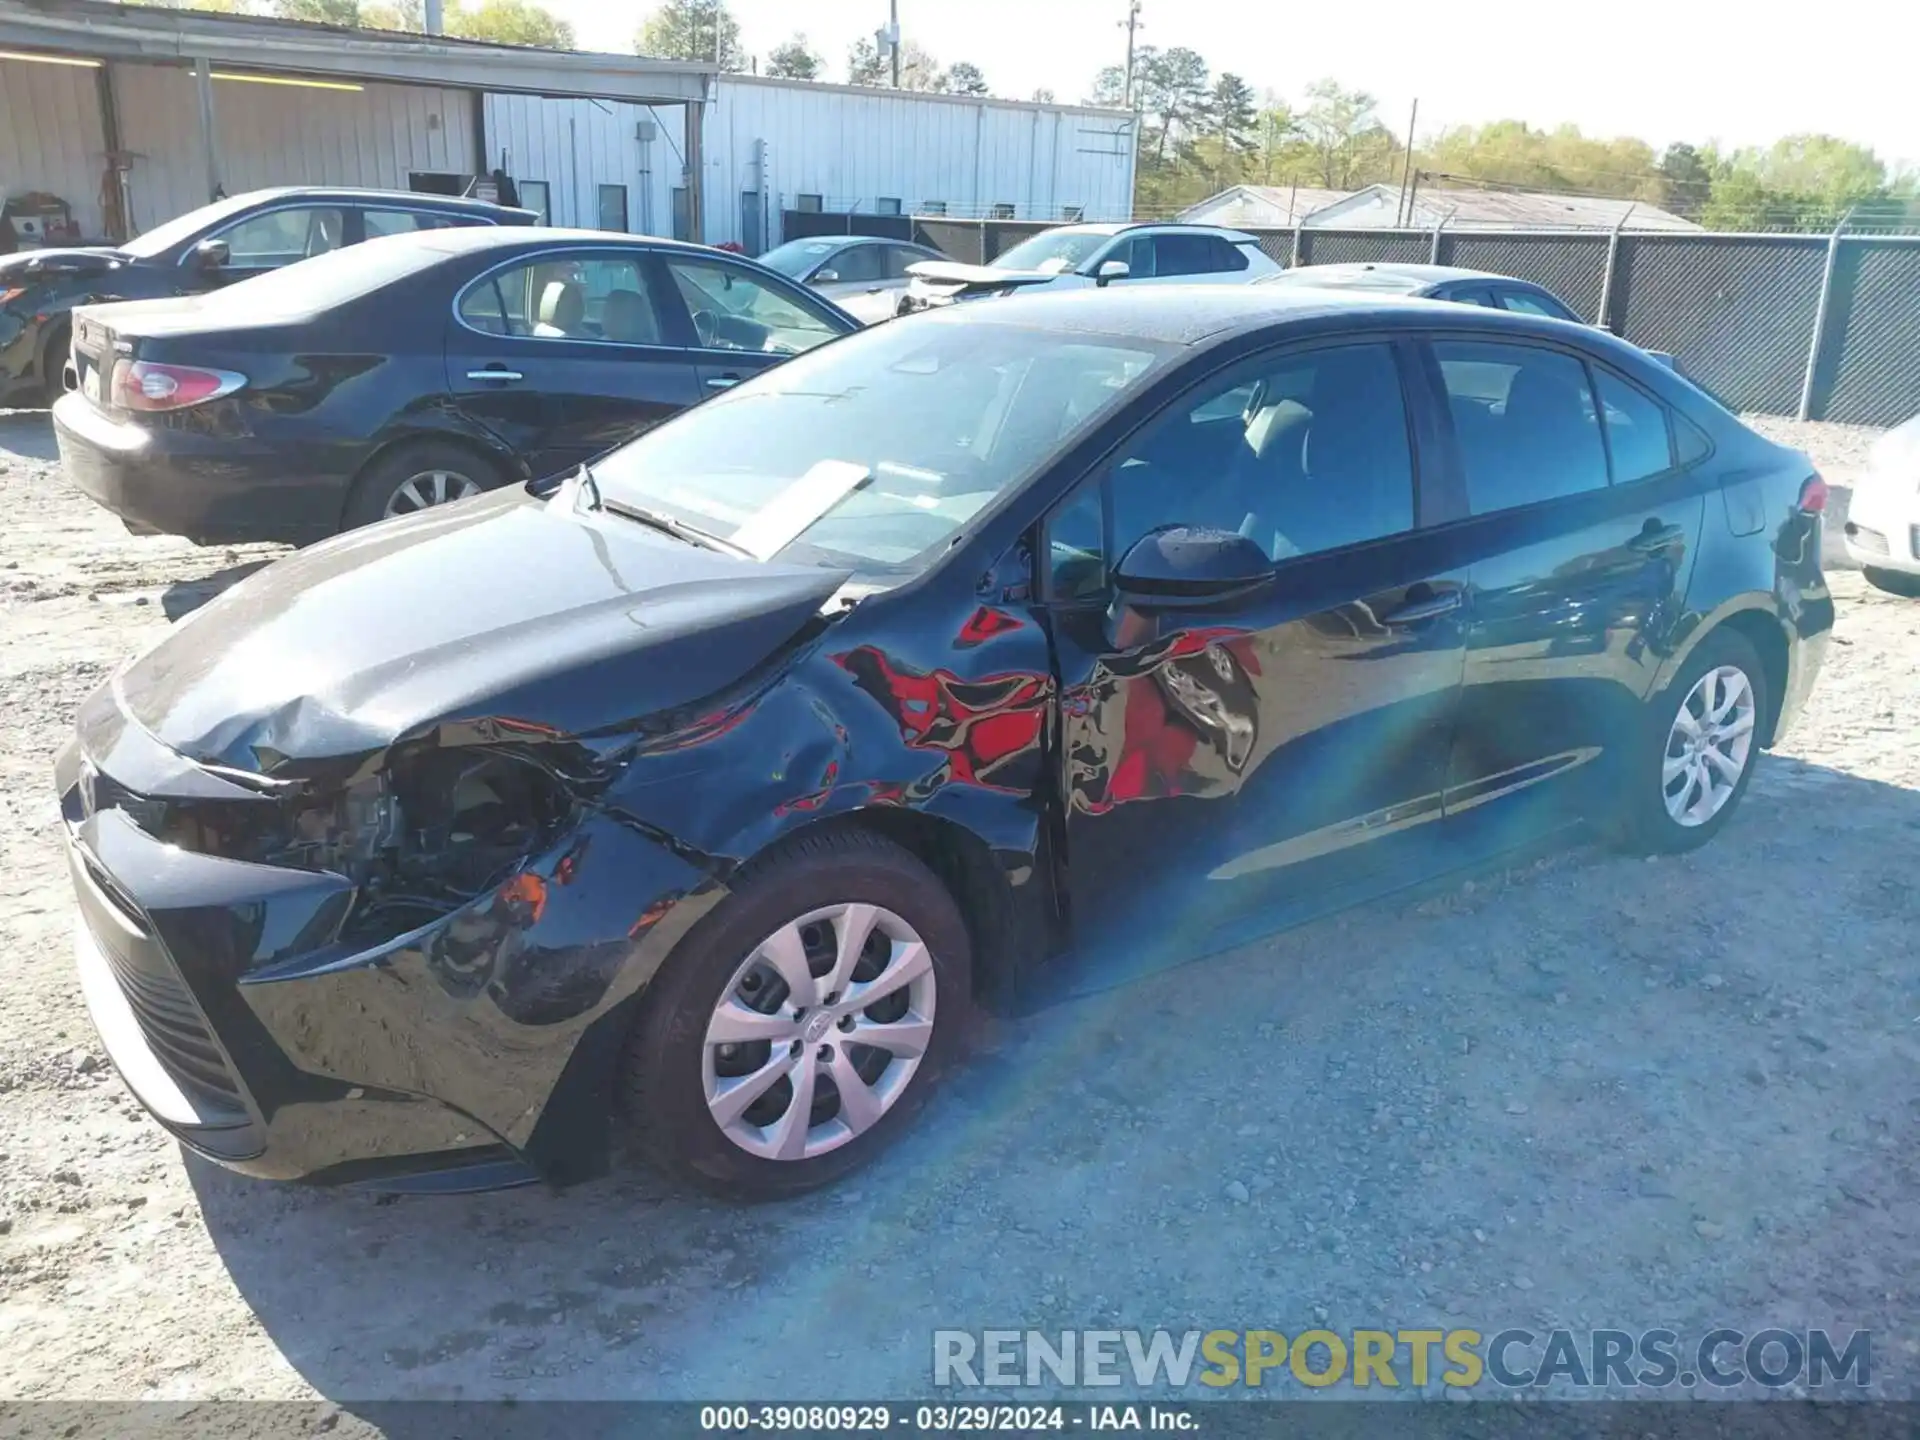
[60,286,1829,1198]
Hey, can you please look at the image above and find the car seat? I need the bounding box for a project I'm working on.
[600,288,660,345]
[534,281,587,338]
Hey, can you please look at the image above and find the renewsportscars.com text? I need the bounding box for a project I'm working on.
[933,1327,1871,1391]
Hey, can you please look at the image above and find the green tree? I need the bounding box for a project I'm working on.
[1750,134,1886,210]
[946,61,989,96]
[896,40,947,92]
[764,33,823,80]
[1031,87,1056,104]
[454,0,570,46]
[636,0,744,70]
[273,0,360,24]
[1656,142,1714,218]
[1207,73,1258,155]
[1296,78,1389,188]
[1085,64,1128,109]
[847,36,888,86]
[1136,46,1211,163]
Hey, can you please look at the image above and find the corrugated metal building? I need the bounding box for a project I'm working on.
[1179,182,1700,233]
[2,2,1135,255]
[485,79,1136,252]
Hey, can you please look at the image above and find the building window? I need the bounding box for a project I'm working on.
[517,180,551,225]
[1061,205,1084,222]
[875,197,902,215]
[989,202,1015,219]
[598,184,628,233]
[796,193,824,213]
[921,200,948,215]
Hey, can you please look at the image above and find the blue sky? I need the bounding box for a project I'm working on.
[544,0,1917,169]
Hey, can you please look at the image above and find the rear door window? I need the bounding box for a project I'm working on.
[1152,232,1222,277]
[824,245,884,283]
[364,208,473,238]
[210,206,344,267]
[460,254,666,344]
[1498,286,1580,322]
[1594,370,1675,482]
[1434,340,1609,513]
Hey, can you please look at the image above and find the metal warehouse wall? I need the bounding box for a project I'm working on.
[0,56,109,238]
[483,92,674,237]
[110,66,476,235]
[705,77,1136,249]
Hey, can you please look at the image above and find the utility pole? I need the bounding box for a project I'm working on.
[1120,0,1142,109]
[1395,98,1418,226]
[890,0,901,88]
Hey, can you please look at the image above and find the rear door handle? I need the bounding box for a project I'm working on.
[1382,591,1463,625]
[705,374,742,390]
[465,367,523,383]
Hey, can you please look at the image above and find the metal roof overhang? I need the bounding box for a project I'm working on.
[0,0,714,103]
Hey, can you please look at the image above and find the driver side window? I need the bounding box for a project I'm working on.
[1046,342,1416,597]
[662,256,842,354]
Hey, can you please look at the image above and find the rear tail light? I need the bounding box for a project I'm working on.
[109,360,246,413]
[1797,475,1828,514]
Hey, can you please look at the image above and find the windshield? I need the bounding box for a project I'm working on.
[990,230,1114,275]
[592,316,1168,576]
[756,239,844,279]
[120,193,266,259]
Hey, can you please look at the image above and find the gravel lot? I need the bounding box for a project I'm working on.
[1,409,1914,1414]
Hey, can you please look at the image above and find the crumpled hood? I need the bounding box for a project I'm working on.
[109,485,849,779]
[0,247,125,279]
[906,259,1063,292]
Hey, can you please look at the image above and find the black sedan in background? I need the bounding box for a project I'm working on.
[53,227,858,543]
[1,187,533,406]
[59,285,1829,1200]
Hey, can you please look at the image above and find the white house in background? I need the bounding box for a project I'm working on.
[1179,182,1700,232]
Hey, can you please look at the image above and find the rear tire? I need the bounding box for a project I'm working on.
[1862,566,1920,598]
[340,440,506,533]
[620,828,972,1200]
[1611,627,1768,855]
[37,319,70,406]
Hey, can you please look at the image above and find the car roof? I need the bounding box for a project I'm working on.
[1259,261,1514,293]
[915,282,1613,354]
[371,225,749,258]
[223,185,530,216]
[788,234,930,250]
[1038,221,1262,242]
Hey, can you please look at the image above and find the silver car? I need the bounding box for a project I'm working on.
[754,235,945,326]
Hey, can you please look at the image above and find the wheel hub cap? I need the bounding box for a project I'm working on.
[385,469,481,518]
[702,902,937,1162]
[1662,663,1757,828]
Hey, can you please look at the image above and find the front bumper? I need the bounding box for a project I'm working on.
[52,390,345,545]
[57,704,717,1190]
[1842,478,1920,577]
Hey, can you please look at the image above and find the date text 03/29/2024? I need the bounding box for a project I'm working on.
[698,1405,1192,1432]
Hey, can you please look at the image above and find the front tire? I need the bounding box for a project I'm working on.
[1613,627,1767,855]
[620,829,972,1199]
[1863,566,1920,598]
[341,440,506,533]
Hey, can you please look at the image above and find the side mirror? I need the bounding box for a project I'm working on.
[1114,526,1272,604]
[190,237,230,270]
[1094,259,1131,288]
[813,268,840,283]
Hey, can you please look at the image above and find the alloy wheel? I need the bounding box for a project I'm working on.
[702,903,936,1161]
[384,469,481,517]
[1662,664,1757,827]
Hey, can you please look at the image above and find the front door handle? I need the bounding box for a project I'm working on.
[1382,591,1463,625]
[465,367,523,383]
[705,373,742,390]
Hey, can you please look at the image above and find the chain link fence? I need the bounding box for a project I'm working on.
[783,210,1920,426]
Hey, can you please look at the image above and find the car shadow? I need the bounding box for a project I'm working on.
[0,407,57,462]
[189,752,1920,1407]
[161,561,273,620]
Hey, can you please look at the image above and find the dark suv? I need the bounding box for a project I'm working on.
[0,187,534,405]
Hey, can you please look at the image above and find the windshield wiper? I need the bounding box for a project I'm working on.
[601,494,753,558]
[576,462,603,510]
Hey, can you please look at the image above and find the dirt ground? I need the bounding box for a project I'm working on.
[0,408,1913,1412]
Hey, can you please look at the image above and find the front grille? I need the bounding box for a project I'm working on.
[97,937,247,1118]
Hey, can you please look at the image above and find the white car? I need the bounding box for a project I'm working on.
[1843,414,1920,595]
[897,223,1280,314]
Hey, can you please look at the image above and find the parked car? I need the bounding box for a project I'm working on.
[755,234,946,325]
[1843,413,1920,595]
[898,222,1280,313]
[1258,262,1681,368]
[53,226,858,544]
[59,285,1829,1200]
[0,187,534,407]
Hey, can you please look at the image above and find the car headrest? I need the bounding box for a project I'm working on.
[538,280,586,333]
[601,288,658,344]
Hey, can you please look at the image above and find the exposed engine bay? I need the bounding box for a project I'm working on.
[134,748,572,945]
